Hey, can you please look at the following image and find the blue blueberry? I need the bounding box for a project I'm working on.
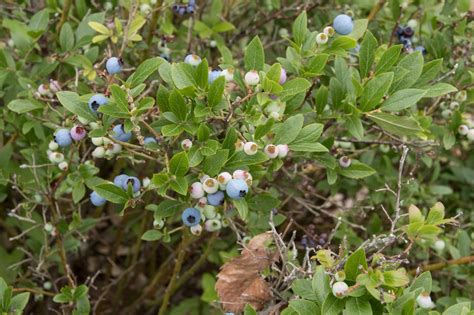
[207,191,225,206]
[88,94,108,113]
[415,46,427,55]
[399,36,411,46]
[188,0,196,5]
[160,53,171,62]
[112,124,132,142]
[225,179,248,200]
[113,174,129,188]
[178,6,186,15]
[182,207,201,227]
[144,137,157,145]
[90,191,106,206]
[333,14,353,35]
[121,176,141,193]
[55,129,73,147]
[106,57,123,74]
[172,4,180,13]
[186,5,195,14]
[208,70,222,84]
[396,26,405,37]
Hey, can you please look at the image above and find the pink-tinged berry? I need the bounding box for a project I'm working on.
[181,139,193,150]
[339,156,352,168]
[243,142,258,155]
[332,281,349,297]
[70,125,87,141]
[279,68,287,85]
[190,182,205,199]
[244,70,260,86]
[276,144,289,158]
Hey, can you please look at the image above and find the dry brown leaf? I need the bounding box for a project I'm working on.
[215,232,279,313]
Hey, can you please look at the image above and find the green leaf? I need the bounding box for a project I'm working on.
[273,114,304,144]
[60,23,74,51]
[226,151,268,168]
[208,76,225,108]
[292,11,308,46]
[359,72,394,111]
[92,183,129,204]
[346,116,364,140]
[170,177,188,195]
[10,292,30,312]
[98,102,130,118]
[142,230,162,241]
[212,21,235,33]
[321,294,345,315]
[289,299,320,315]
[129,57,163,88]
[416,59,443,87]
[57,91,97,121]
[382,269,409,287]
[292,279,318,301]
[345,298,372,315]
[109,84,130,113]
[169,151,189,177]
[244,36,264,71]
[279,78,312,101]
[344,248,368,281]
[423,83,457,98]
[233,199,249,220]
[7,99,43,113]
[359,31,377,78]
[292,123,324,144]
[409,271,432,292]
[389,51,424,92]
[375,45,402,75]
[442,302,471,315]
[328,36,357,51]
[312,265,330,307]
[169,90,188,121]
[203,150,229,176]
[339,161,376,179]
[254,119,275,140]
[368,112,422,137]
[148,200,183,217]
[426,202,445,224]
[73,285,88,300]
[306,54,329,76]
[289,143,328,152]
[171,63,197,89]
[381,89,427,112]
[349,19,368,40]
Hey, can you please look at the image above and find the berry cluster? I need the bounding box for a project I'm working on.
[47,125,88,171]
[183,170,252,234]
[90,174,144,206]
[395,20,426,54]
[36,80,61,98]
[172,0,196,16]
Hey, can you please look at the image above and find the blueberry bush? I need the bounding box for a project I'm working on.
[0,0,473,314]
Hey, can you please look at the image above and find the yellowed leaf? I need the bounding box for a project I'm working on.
[88,21,110,35]
[92,35,109,43]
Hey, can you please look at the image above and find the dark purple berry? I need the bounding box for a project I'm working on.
[403,27,414,37]
[396,26,405,37]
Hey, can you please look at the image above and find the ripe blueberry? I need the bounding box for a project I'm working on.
[121,176,141,193]
[90,191,106,206]
[144,137,157,145]
[106,57,123,74]
[207,191,225,206]
[114,174,129,188]
[112,124,132,142]
[55,129,73,147]
[208,70,222,84]
[333,14,353,35]
[88,94,108,113]
[182,207,201,227]
[226,179,248,200]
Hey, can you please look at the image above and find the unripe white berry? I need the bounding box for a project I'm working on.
[276,144,289,158]
[198,197,207,207]
[58,161,68,171]
[181,139,193,150]
[221,68,234,82]
[467,129,474,141]
[184,54,202,66]
[264,144,279,159]
[407,19,418,29]
[205,219,222,232]
[48,141,59,150]
[209,40,217,48]
[244,70,260,86]
[49,80,61,93]
[200,174,211,183]
[218,172,232,185]
[91,137,104,146]
[243,142,258,155]
[458,125,469,135]
[190,182,205,199]
[140,3,151,15]
[433,239,445,251]
[441,109,452,119]
[449,101,460,110]
[323,26,335,37]
[190,224,203,235]
[335,271,346,282]
[269,111,281,120]
[203,178,219,194]
[142,177,151,188]
[455,90,467,102]
[49,152,64,164]
[92,146,106,158]
[203,205,217,219]
[43,281,53,290]
[37,84,51,96]
[44,222,53,232]
[332,281,349,297]
[416,292,435,309]
[110,143,122,154]
[153,218,164,229]
[102,137,112,145]
[316,32,328,44]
